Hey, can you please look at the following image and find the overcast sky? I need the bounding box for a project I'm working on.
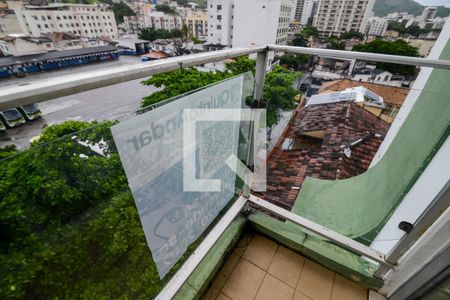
[414,0,450,7]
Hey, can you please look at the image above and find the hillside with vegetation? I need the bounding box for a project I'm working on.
[373,0,450,17]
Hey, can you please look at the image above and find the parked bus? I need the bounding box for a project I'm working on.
[0,108,26,128]
[17,104,41,121]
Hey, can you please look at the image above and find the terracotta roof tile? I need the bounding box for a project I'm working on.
[254,102,389,210]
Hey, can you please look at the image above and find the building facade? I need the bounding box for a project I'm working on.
[368,17,388,37]
[207,0,291,48]
[0,34,54,56]
[0,13,23,38]
[313,0,374,37]
[186,11,207,39]
[142,12,183,31]
[291,0,315,25]
[14,4,117,39]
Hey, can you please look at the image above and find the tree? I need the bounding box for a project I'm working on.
[292,33,307,47]
[0,120,203,298]
[141,57,300,126]
[110,2,135,24]
[263,66,300,126]
[326,38,346,50]
[300,26,319,38]
[387,22,406,34]
[340,30,364,40]
[278,54,310,70]
[353,39,419,75]
[138,28,182,41]
[155,4,177,14]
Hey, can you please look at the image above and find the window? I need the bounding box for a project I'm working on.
[32,15,38,20]
[41,16,45,21]
[47,16,51,20]
[217,25,221,29]
[217,15,221,20]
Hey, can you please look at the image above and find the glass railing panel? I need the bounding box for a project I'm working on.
[0,69,256,298]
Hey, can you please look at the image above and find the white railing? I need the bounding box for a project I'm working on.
[1,45,449,299]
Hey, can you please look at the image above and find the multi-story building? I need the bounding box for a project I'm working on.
[14,4,118,39]
[420,6,437,22]
[123,12,183,34]
[313,0,375,37]
[418,6,438,29]
[368,17,388,37]
[123,16,144,34]
[143,12,182,30]
[186,11,207,39]
[291,0,315,25]
[0,13,23,38]
[206,0,233,46]
[207,0,291,48]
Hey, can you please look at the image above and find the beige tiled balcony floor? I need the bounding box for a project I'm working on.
[203,233,368,300]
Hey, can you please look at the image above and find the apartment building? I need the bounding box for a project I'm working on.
[143,11,182,31]
[186,11,208,39]
[313,0,375,37]
[123,12,182,34]
[0,13,23,38]
[291,0,315,25]
[368,17,388,37]
[14,4,118,39]
[207,0,292,48]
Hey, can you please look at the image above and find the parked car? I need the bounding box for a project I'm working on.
[17,104,41,121]
[0,108,26,128]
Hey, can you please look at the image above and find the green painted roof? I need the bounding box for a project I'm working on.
[291,38,450,245]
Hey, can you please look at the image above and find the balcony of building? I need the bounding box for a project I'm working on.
[0,22,450,300]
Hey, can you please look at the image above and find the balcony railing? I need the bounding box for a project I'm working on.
[1,42,449,300]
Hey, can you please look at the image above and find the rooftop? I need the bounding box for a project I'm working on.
[0,45,117,67]
[255,102,389,210]
[319,79,410,106]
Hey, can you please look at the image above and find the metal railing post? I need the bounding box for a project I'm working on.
[243,50,268,198]
[254,50,268,102]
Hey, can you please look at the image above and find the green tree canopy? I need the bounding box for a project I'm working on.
[326,38,346,50]
[110,2,135,24]
[278,54,310,70]
[155,4,177,14]
[263,65,300,126]
[300,26,319,38]
[141,57,300,126]
[292,33,307,47]
[138,28,183,41]
[387,21,406,34]
[340,30,364,40]
[353,39,419,75]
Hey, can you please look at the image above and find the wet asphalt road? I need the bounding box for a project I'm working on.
[0,56,159,150]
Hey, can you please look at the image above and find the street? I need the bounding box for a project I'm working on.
[0,56,159,149]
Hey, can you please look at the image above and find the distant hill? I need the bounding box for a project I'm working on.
[373,0,450,17]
